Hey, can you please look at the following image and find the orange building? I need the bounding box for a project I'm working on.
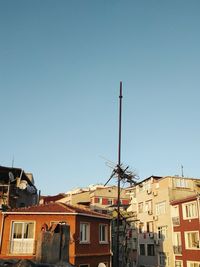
[0,202,112,267]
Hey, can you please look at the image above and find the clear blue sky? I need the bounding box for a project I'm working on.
[0,0,200,195]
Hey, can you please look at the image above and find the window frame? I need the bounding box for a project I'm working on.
[107,199,113,205]
[99,224,108,244]
[158,226,168,240]
[182,201,198,220]
[159,252,169,266]
[186,261,200,267]
[138,202,143,213]
[139,244,146,255]
[175,260,183,267]
[145,200,152,213]
[174,178,189,188]
[80,222,90,244]
[147,221,154,233]
[10,221,35,255]
[147,244,155,256]
[185,231,200,249]
[155,201,166,215]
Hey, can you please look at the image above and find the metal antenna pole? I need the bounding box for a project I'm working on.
[116,81,123,267]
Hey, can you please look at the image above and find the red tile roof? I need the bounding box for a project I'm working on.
[6,202,110,219]
[170,194,198,205]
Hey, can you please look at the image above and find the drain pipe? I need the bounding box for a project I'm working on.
[0,212,6,253]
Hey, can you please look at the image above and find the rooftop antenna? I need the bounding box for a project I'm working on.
[12,156,14,168]
[104,82,137,267]
[181,165,184,177]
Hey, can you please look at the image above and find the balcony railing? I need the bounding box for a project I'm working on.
[172,216,180,226]
[173,245,182,254]
[9,239,36,255]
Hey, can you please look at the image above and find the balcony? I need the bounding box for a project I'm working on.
[172,216,180,226]
[9,239,36,254]
[173,245,182,254]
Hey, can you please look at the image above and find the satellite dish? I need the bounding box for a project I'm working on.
[98,264,106,267]
[8,172,15,182]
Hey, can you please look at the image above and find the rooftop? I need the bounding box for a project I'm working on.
[3,202,111,219]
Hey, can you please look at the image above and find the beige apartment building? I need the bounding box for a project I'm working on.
[126,175,200,267]
[58,184,130,214]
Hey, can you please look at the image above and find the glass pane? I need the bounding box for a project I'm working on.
[24,223,34,239]
[13,223,23,239]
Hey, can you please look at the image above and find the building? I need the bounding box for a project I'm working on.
[39,193,66,204]
[126,175,200,267]
[171,194,200,267]
[58,184,130,214]
[0,166,38,209]
[0,202,112,267]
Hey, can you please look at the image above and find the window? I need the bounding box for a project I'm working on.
[147,221,154,233]
[185,231,199,249]
[175,260,183,267]
[158,226,168,240]
[145,200,152,213]
[147,244,155,256]
[172,205,180,225]
[107,199,113,205]
[10,221,35,254]
[156,201,166,215]
[80,223,90,243]
[140,244,145,255]
[172,205,179,217]
[173,232,182,254]
[187,261,200,267]
[138,202,143,213]
[95,197,102,204]
[183,201,198,219]
[139,222,144,233]
[99,224,108,243]
[159,252,169,266]
[174,178,189,188]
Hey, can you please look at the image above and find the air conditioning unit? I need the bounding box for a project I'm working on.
[147,189,152,194]
[153,191,158,196]
[153,215,158,221]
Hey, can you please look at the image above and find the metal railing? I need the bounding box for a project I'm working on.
[173,245,182,254]
[9,239,36,255]
[172,217,180,226]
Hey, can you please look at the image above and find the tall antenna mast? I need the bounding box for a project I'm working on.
[181,165,184,177]
[116,81,122,267]
[12,156,14,168]
[104,82,137,266]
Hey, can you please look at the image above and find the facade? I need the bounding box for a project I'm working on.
[0,166,38,209]
[126,175,200,267]
[58,184,130,214]
[0,202,112,267]
[171,194,200,267]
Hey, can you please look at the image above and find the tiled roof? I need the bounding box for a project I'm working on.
[7,202,110,219]
[170,194,198,205]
